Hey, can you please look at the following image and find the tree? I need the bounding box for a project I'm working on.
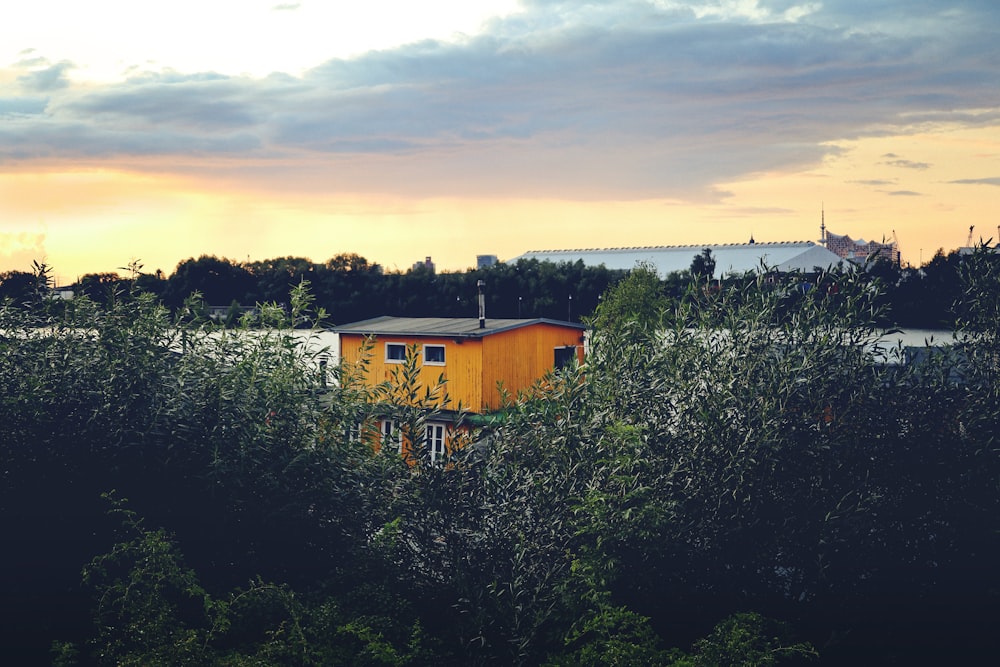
[689,248,716,281]
[77,272,127,305]
[587,262,667,332]
[0,269,37,305]
[5,258,1000,664]
[162,255,255,308]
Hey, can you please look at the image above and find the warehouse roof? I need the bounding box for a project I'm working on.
[511,241,846,277]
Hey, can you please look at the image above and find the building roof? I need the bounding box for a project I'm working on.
[332,316,585,338]
[511,241,846,277]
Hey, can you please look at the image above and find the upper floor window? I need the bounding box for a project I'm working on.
[385,343,406,363]
[423,344,446,365]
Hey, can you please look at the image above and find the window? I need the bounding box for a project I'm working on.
[381,419,402,454]
[554,346,577,370]
[346,421,361,444]
[385,342,406,363]
[423,344,446,365]
[425,422,446,463]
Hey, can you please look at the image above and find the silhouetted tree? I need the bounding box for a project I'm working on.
[0,270,37,305]
[689,247,716,280]
[162,255,255,308]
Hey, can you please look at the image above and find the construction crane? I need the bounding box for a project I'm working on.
[966,225,975,247]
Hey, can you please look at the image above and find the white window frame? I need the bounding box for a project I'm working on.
[346,421,361,444]
[425,422,446,463]
[385,342,407,364]
[381,419,402,454]
[423,344,446,365]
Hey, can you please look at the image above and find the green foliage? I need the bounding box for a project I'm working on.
[77,495,429,666]
[587,262,668,332]
[545,603,673,667]
[679,613,817,667]
[81,494,214,666]
[4,260,1000,664]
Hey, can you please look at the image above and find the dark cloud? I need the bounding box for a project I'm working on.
[0,97,47,117]
[1,0,998,199]
[60,74,263,131]
[947,177,1000,186]
[17,61,74,92]
[0,117,260,163]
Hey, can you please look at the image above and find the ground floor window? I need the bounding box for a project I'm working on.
[346,421,361,444]
[554,345,577,369]
[425,422,446,463]
[423,344,446,365]
[385,342,406,363]
[381,419,402,454]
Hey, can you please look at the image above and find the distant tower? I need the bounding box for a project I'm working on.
[819,205,827,246]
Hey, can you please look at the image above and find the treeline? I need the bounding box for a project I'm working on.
[0,255,622,325]
[2,250,1000,665]
[0,246,981,327]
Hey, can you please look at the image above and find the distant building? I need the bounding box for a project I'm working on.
[511,241,844,278]
[412,256,436,272]
[822,231,900,265]
[477,254,499,269]
[819,211,901,266]
[46,288,75,301]
[333,316,585,463]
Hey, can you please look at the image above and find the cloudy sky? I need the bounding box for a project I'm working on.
[2,0,998,281]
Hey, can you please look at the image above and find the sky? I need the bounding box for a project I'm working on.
[2,0,999,283]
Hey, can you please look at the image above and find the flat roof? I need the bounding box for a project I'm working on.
[512,241,846,276]
[331,316,585,338]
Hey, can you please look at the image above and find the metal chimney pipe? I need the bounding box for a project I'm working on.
[477,279,486,329]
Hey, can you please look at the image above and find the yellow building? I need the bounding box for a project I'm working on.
[333,316,586,462]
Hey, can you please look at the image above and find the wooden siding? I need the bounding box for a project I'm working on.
[339,322,584,414]
[339,333,486,412]
[480,323,585,411]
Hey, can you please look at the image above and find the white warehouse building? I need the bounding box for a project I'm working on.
[511,241,846,278]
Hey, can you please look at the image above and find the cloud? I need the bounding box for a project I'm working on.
[850,179,896,186]
[886,190,922,196]
[60,72,263,131]
[947,177,1000,186]
[0,97,47,117]
[13,55,51,69]
[882,159,931,170]
[0,0,998,200]
[272,3,300,10]
[0,232,46,272]
[17,61,74,92]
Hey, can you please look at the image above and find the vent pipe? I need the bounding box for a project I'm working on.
[477,280,486,329]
